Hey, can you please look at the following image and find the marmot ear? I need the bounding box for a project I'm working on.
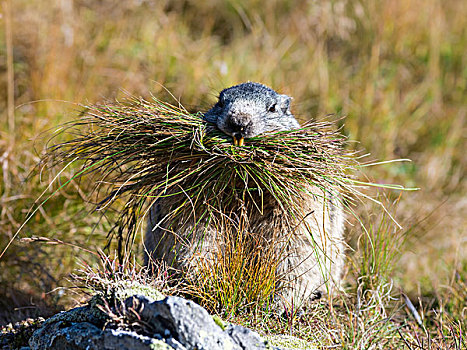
[278,94,292,113]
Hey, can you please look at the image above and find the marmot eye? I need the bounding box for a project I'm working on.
[217,99,225,108]
[268,104,276,112]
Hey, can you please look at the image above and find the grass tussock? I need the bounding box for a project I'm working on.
[71,251,174,303]
[180,219,284,316]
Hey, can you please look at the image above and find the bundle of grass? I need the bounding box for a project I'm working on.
[41,95,362,312]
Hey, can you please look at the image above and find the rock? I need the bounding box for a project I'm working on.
[125,295,239,350]
[27,293,280,350]
[29,320,174,350]
[226,324,271,349]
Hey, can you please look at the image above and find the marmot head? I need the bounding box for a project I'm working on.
[204,82,299,145]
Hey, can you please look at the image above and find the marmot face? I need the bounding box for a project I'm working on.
[204,82,300,145]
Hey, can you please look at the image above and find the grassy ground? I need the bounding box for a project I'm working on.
[0,0,465,348]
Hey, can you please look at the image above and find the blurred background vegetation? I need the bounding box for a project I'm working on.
[0,0,465,342]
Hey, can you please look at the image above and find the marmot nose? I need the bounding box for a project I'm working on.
[227,115,250,136]
[227,115,251,146]
[230,123,246,136]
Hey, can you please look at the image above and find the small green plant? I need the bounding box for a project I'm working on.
[354,197,409,291]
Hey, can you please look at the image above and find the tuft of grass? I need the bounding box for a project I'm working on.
[71,251,174,303]
[179,218,284,316]
[353,196,409,291]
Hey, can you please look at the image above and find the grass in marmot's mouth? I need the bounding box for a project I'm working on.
[40,95,383,260]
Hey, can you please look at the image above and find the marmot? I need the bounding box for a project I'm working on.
[144,82,345,305]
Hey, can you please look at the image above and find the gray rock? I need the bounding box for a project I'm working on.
[28,293,280,350]
[226,324,271,350]
[125,295,239,350]
[29,320,173,350]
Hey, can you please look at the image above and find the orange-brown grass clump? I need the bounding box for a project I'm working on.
[180,216,285,315]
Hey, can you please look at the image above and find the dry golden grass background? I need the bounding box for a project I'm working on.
[0,0,465,346]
